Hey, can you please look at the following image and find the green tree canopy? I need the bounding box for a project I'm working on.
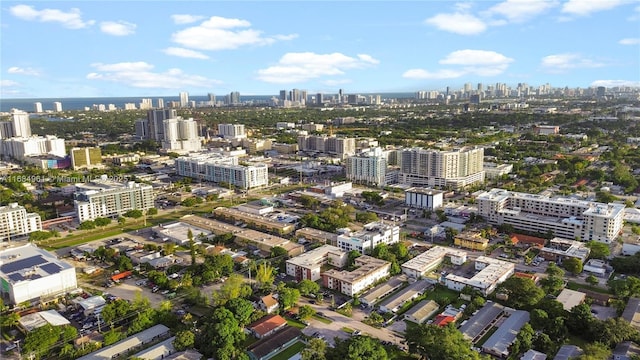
[327,336,388,360]
[405,323,487,360]
[496,277,545,309]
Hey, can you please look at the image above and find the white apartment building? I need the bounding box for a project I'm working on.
[286,245,347,281]
[73,178,155,222]
[345,147,388,186]
[297,135,356,159]
[53,102,63,112]
[0,136,66,160]
[397,147,485,190]
[0,203,42,241]
[162,117,202,152]
[337,222,400,254]
[322,255,390,297]
[483,163,514,179]
[476,188,625,243]
[445,256,515,296]
[0,243,77,305]
[405,187,444,211]
[174,153,268,189]
[401,246,467,279]
[34,102,43,113]
[218,123,246,139]
[179,92,189,108]
[11,109,32,137]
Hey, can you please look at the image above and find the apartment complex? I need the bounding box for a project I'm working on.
[162,117,202,152]
[404,187,444,210]
[0,135,66,160]
[454,231,489,251]
[0,243,77,305]
[297,135,356,159]
[135,109,178,141]
[345,147,388,186]
[401,246,467,279]
[0,203,42,241]
[218,123,246,139]
[174,153,268,190]
[322,255,390,297]
[295,227,339,246]
[285,245,347,281]
[476,188,625,243]
[337,222,400,254]
[73,178,155,222]
[396,147,485,190]
[70,147,103,170]
[445,256,515,296]
[212,207,295,235]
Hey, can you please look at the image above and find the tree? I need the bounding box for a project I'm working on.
[496,277,544,309]
[509,323,534,357]
[300,195,321,210]
[103,328,124,346]
[78,220,96,230]
[545,262,565,277]
[188,229,196,265]
[124,209,143,218]
[608,276,640,299]
[298,305,316,320]
[586,241,610,260]
[347,250,361,269]
[586,275,599,286]
[279,287,301,309]
[299,279,321,296]
[301,338,326,360]
[576,342,611,360]
[405,323,485,360]
[356,212,379,223]
[563,257,583,275]
[271,246,288,258]
[173,330,195,351]
[327,336,388,360]
[94,217,111,227]
[147,208,158,216]
[118,216,126,225]
[214,273,252,305]
[530,309,549,330]
[226,298,255,327]
[255,262,275,290]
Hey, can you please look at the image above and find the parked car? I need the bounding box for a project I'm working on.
[4,343,17,352]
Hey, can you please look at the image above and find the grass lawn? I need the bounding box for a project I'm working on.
[342,327,354,334]
[270,341,306,360]
[241,336,259,348]
[424,286,460,304]
[312,314,332,324]
[566,281,611,294]
[286,318,308,329]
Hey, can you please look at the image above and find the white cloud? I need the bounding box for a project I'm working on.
[0,80,20,87]
[403,49,513,79]
[171,14,205,24]
[87,61,220,88]
[7,66,40,76]
[100,21,136,36]
[171,16,297,51]
[561,0,626,16]
[424,12,487,35]
[256,52,379,84]
[402,69,466,80]
[9,4,94,29]
[541,53,605,72]
[486,0,558,22]
[163,47,210,59]
[591,79,640,87]
[619,38,640,45]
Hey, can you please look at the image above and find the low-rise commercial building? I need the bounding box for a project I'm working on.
[539,238,590,263]
[0,243,77,305]
[401,246,467,279]
[379,279,430,314]
[404,187,444,211]
[404,300,440,324]
[152,222,211,246]
[445,256,515,296]
[322,255,390,297]
[213,207,296,235]
[556,289,586,311]
[454,231,489,251]
[285,245,347,281]
[337,222,400,254]
[234,229,304,257]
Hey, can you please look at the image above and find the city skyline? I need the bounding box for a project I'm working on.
[1,1,639,98]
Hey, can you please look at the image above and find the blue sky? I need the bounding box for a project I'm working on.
[1,1,639,98]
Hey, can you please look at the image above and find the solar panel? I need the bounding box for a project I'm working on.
[40,263,61,275]
[0,255,47,274]
[8,273,24,282]
[30,274,42,280]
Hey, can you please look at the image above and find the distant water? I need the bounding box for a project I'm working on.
[0,93,414,113]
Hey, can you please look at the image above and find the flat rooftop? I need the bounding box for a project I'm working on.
[406,187,445,195]
[379,279,430,311]
[323,255,389,284]
[0,243,74,284]
[153,222,211,242]
[404,299,439,322]
[296,227,339,243]
[445,256,514,290]
[77,324,170,360]
[360,274,407,304]
[556,289,586,311]
[401,246,466,273]
[286,245,344,268]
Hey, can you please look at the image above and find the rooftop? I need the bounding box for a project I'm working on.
[0,243,74,284]
[247,326,302,359]
[460,301,505,342]
[401,246,467,273]
[445,256,514,291]
[482,310,530,357]
[286,245,344,268]
[323,255,389,284]
[379,279,430,312]
[556,289,586,311]
[404,300,440,322]
[77,324,170,360]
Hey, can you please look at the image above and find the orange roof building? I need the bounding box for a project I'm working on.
[247,314,287,339]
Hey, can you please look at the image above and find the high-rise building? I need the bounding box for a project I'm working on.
[157,98,165,109]
[53,102,63,112]
[70,147,103,170]
[0,203,42,241]
[301,90,308,104]
[316,93,324,105]
[175,153,269,189]
[218,123,246,139]
[345,147,387,186]
[34,102,43,113]
[147,109,177,141]
[297,135,356,159]
[162,118,202,152]
[397,147,485,190]
[208,93,216,105]
[139,98,153,110]
[134,119,148,139]
[597,86,606,98]
[10,109,32,138]
[73,177,155,222]
[229,91,241,105]
[279,90,287,101]
[0,135,66,160]
[179,92,189,107]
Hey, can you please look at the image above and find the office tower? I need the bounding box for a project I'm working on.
[147,109,177,141]
[229,91,240,105]
[11,109,31,138]
[157,98,165,108]
[316,93,324,105]
[280,90,287,101]
[345,147,388,186]
[218,123,246,139]
[179,92,189,107]
[70,147,102,170]
[301,90,308,104]
[208,93,216,105]
[397,147,485,190]
[34,102,43,113]
[338,89,344,102]
[291,89,300,102]
[597,86,606,97]
[53,102,63,112]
